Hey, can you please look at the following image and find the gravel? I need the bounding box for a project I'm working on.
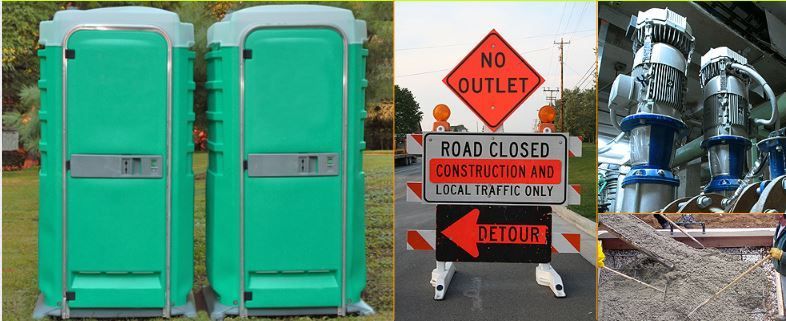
[599,214,775,321]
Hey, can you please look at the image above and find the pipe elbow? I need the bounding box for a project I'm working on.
[730,63,779,130]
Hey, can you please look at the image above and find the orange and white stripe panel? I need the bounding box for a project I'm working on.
[406,181,423,203]
[567,184,581,205]
[551,232,581,254]
[569,136,582,157]
[406,230,436,250]
[406,134,423,155]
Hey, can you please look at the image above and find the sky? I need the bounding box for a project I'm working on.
[395,2,596,133]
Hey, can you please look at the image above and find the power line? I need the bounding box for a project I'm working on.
[570,73,592,93]
[544,31,597,86]
[396,68,452,78]
[555,2,568,37]
[395,28,594,52]
[565,61,582,77]
[575,71,593,90]
[575,62,597,89]
[573,2,590,29]
[580,79,596,90]
[561,2,577,35]
[544,87,560,105]
[575,61,596,86]
[564,2,591,37]
[545,47,557,86]
[555,38,571,132]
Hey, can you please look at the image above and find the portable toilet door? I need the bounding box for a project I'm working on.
[34,7,196,319]
[204,5,372,319]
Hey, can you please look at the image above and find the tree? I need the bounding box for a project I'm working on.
[365,102,393,150]
[395,85,423,135]
[358,3,393,105]
[2,2,395,150]
[2,2,61,112]
[198,2,394,145]
[3,85,41,157]
[174,2,214,129]
[557,84,596,142]
[224,1,393,106]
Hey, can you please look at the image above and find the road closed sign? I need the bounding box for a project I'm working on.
[422,132,568,205]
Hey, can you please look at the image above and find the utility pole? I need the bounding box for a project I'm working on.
[554,38,570,133]
[543,87,560,106]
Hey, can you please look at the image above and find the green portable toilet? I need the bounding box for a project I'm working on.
[34,7,196,319]
[203,5,372,319]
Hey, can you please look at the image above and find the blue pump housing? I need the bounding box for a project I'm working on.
[702,135,751,193]
[620,113,687,187]
[758,129,786,179]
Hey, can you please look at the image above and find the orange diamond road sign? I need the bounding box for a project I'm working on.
[443,29,545,131]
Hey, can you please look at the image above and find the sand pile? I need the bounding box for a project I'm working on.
[599,214,772,321]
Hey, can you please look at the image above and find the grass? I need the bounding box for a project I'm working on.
[567,143,597,221]
[2,151,393,321]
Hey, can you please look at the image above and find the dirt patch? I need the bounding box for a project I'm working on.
[635,214,781,229]
[599,214,773,320]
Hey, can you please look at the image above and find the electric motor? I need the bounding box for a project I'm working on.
[699,47,752,194]
[608,8,694,212]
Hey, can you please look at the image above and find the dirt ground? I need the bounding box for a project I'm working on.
[599,214,775,321]
[635,213,782,229]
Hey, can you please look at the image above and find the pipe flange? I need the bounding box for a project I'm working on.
[621,167,680,187]
[620,113,688,137]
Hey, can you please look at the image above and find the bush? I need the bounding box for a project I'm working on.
[2,150,25,171]
[3,85,40,157]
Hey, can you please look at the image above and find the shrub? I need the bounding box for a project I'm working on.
[3,85,40,157]
[2,150,25,170]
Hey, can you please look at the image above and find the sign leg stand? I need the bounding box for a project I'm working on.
[430,261,455,300]
[536,263,566,298]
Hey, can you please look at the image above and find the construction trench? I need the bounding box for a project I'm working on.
[599,214,780,321]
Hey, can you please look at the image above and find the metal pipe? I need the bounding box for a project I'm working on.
[609,106,622,132]
[672,136,704,167]
[686,118,701,127]
[673,94,785,170]
[751,93,786,127]
[675,94,786,168]
[723,152,768,209]
[599,132,627,154]
[730,63,780,130]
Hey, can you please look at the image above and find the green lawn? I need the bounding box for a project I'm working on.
[567,143,597,221]
[2,151,393,321]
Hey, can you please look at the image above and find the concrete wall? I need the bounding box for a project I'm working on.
[2,130,19,151]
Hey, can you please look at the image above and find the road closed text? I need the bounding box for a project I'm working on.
[423,133,567,204]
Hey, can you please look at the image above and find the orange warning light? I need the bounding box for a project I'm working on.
[433,104,451,121]
[538,105,556,123]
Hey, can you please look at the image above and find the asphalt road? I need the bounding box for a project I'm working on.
[394,160,596,320]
